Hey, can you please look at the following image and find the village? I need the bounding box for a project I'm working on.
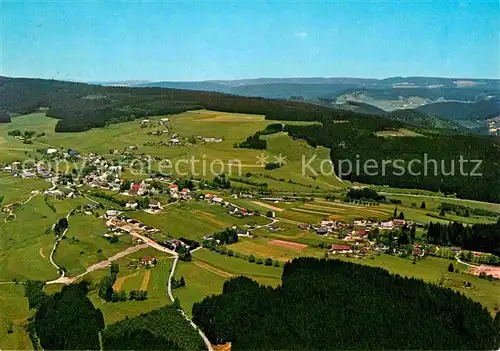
[1,140,499,280]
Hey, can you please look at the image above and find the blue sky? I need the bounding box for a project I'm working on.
[1,1,499,81]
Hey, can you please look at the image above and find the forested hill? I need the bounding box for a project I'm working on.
[0,76,402,132]
[416,99,500,121]
[193,258,500,350]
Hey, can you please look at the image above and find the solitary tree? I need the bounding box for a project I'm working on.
[420,201,426,209]
[448,263,455,273]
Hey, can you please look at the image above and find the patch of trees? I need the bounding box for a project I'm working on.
[31,282,105,350]
[261,123,283,135]
[427,220,500,257]
[128,290,148,301]
[234,132,267,150]
[438,202,499,218]
[211,174,231,189]
[179,237,200,250]
[213,228,239,244]
[345,188,386,203]
[99,264,149,301]
[0,110,11,123]
[177,246,192,262]
[264,162,281,170]
[171,276,186,289]
[24,280,48,309]
[44,196,56,212]
[53,217,68,236]
[175,179,195,191]
[101,306,205,350]
[192,258,500,350]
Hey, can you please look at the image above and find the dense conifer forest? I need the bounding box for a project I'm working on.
[427,219,500,257]
[193,258,500,350]
[30,283,105,350]
[102,306,205,350]
[23,281,204,350]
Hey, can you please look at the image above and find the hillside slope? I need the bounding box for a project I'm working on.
[416,99,500,121]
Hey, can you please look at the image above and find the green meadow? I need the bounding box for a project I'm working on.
[0,196,89,281]
[0,284,32,350]
[54,213,134,277]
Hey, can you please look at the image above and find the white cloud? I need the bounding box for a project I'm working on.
[294,31,308,39]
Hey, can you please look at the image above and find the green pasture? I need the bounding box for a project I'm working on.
[54,213,133,277]
[0,284,32,350]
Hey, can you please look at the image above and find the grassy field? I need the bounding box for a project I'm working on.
[131,200,269,242]
[174,250,282,316]
[0,284,32,350]
[193,248,282,279]
[54,213,134,276]
[0,174,50,205]
[87,248,174,325]
[0,196,89,281]
[173,261,228,317]
[231,236,323,262]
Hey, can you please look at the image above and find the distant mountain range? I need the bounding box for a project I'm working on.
[96,76,498,132]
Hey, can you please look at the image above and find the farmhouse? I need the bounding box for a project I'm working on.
[105,210,120,218]
[149,200,162,210]
[316,227,329,235]
[379,221,394,230]
[236,228,251,237]
[126,201,138,209]
[168,184,179,193]
[140,256,157,266]
[44,189,65,198]
[212,196,223,204]
[393,219,406,227]
[330,244,353,254]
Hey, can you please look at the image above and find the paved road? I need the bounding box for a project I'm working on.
[167,255,213,351]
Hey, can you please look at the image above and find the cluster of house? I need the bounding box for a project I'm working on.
[162,238,192,251]
[2,163,49,180]
[307,218,408,237]
[202,194,254,217]
[105,212,158,235]
[140,256,157,267]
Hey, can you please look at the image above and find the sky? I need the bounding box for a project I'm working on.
[1,1,499,81]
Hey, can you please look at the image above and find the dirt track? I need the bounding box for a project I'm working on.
[252,201,285,212]
[193,261,233,278]
[140,270,151,291]
[269,239,308,250]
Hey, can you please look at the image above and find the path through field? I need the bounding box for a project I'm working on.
[140,270,151,291]
[251,201,285,212]
[193,261,233,278]
[47,244,148,285]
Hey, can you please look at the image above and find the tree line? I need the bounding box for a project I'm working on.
[426,219,500,257]
[192,257,500,350]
